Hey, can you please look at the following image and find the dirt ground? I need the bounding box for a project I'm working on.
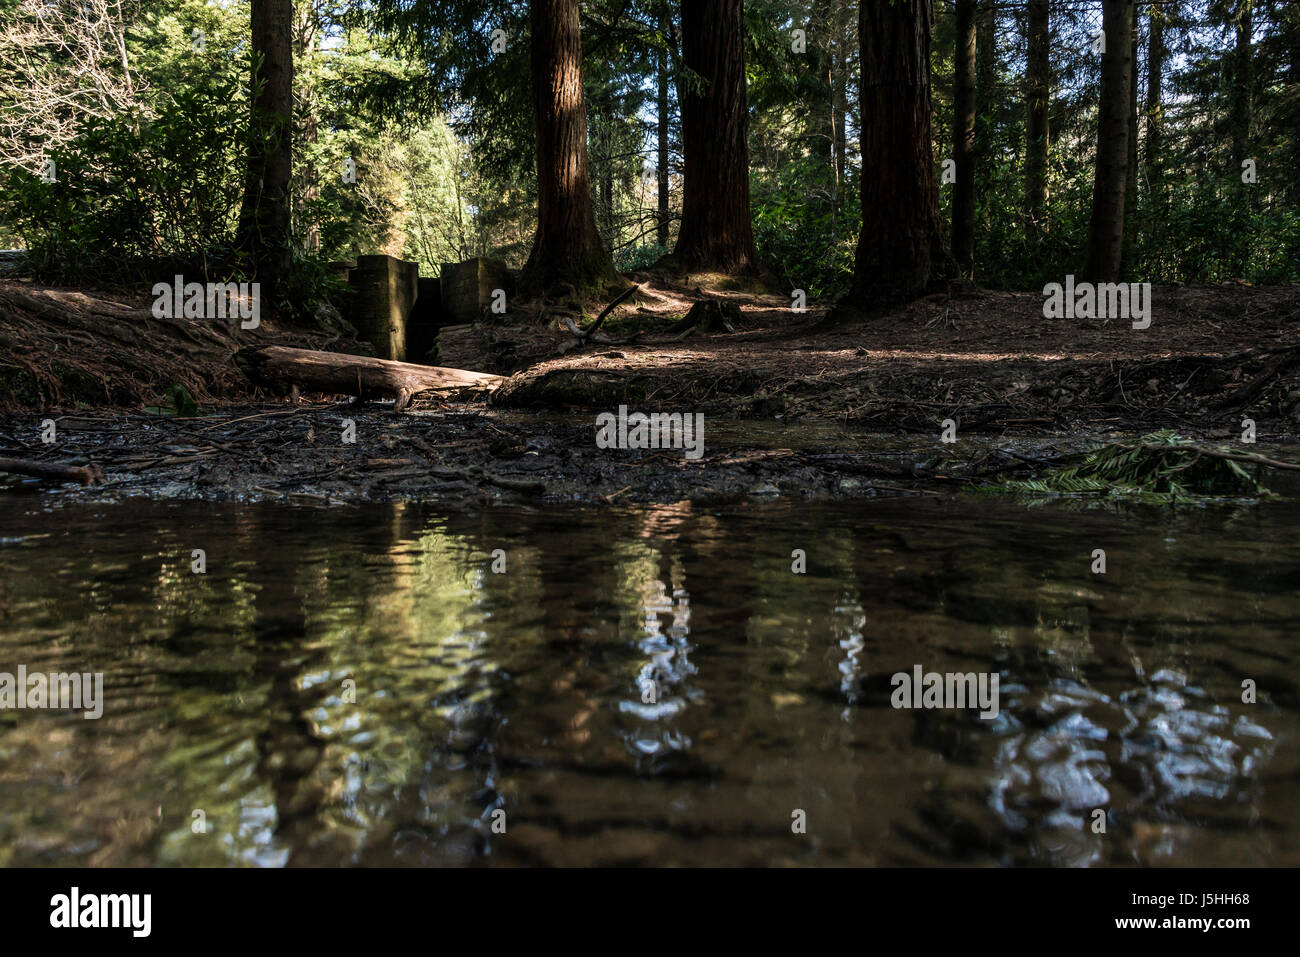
[2,274,1298,504]
[475,274,1300,438]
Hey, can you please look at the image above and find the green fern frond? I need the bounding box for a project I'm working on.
[976,431,1275,503]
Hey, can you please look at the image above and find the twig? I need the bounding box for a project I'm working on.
[198,408,310,431]
[1142,444,1300,472]
[484,473,546,493]
[426,463,546,493]
[137,451,218,469]
[582,283,640,337]
[600,485,632,503]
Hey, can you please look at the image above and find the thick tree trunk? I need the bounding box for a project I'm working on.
[671,0,756,274]
[1291,5,1300,206]
[236,0,295,301]
[1145,2,1163,182]
[522,0,617,293]
[844,0,949,307]
[1025,0,1050,228]
[952,0,976,276]
[656,22,670,248]
[1230,0,1253,170]
[1084,0,1134,283]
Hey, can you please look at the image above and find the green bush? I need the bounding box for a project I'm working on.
[751,157,858,302]
[2,57,247,283]
[614,241,670,273]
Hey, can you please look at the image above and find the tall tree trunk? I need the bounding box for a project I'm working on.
[810,0,834,174]
[973,0,997,250]
[1145,1,1163,182]
[844,0,949,307]
[831,35,848,243]
[1230,0,1253,170]
[812,0,835,176]
[821,4,838,239]
[656,20,670,248]
[236,0,295,301]
[1025,0,1050,229]
[522,0,617,293]
[298,111,319,256]
[671,0,756,273]
[1126,3,1139,202]
[599,93,614,238]
[1290,3,1300,206]
[974,0,995,145]
[1124,1,1140,268]
[294,1,319,255]
[952,0,976,276]
[832,13,848,192]
[1084,0,1134,283]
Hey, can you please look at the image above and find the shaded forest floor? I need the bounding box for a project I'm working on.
[2,275,1299,504]
[476,275,1300,439]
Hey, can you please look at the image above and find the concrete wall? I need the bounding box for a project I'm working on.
[439,257,515,324]
[345,255,510,365]
[349,255,418,362]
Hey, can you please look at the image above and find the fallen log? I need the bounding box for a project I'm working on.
[235,345,504,411]
[0,457,104,485]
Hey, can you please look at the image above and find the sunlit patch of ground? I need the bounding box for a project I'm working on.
[485,281,1300,437]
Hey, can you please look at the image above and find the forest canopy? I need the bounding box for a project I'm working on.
[1,0,1296,310]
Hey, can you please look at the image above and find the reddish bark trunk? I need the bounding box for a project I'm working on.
[522,0,617,293]
[656,18,671,248]
[671,0,756,274]
[1084,0,1135,283]
[845,0,949,307]
[236,0,295,301]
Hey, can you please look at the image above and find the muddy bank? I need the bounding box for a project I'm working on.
[3,277,1300,505]
[0,404,980,506]
[6,277,1300,441]
[4,403,1298,507]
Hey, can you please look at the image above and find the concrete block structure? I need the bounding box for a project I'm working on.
[349,254,418,362]
[439,257,515,324]
[343,255,512,365]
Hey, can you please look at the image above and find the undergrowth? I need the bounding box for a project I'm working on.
[976,431,1275,503]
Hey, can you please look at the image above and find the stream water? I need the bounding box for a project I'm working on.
[1,495,1297,866]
